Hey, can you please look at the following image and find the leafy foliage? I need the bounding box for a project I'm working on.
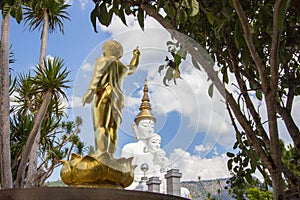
[10,58,86,186]
[158,54,182,86]
[1,0,30,23]
[246,187,273,200]
[281,141,300,177]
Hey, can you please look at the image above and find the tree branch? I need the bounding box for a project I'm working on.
[225,34,270,148]
[226,92,275,171]
[269,0,282,91]
[226,103,272,185]
[15,91,52,188]
[276,103,300,154]
[232,0,269,93]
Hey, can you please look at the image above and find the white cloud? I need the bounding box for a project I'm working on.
[81,62,93,72]
[195,144,211,153]
[100,14,162,38]
[292,97,300,127]
[169,148,230,181]
[71,95,83,108]
[195,144,218,155]
[79,0,88,10]
[64,0,73,5]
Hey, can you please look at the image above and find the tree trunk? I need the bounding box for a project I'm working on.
[25,135,40,188]
[38,10,48,66]
[25,10,49,188]
[267,0,285,198]
[0,12,13,189]
[267,95,285,199]
[15,91,52,188]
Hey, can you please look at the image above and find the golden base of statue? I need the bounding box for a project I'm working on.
[60,153,137,189]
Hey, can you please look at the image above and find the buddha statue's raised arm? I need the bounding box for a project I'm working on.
[128,47,140,75]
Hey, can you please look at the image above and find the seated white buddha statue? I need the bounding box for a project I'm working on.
[121,80,188,196]
[121,79,158,189]
[121,118,156,175]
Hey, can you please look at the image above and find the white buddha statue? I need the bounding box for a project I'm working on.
[121,80,169,190]
[121,80,191,197]
[121,79,158,189]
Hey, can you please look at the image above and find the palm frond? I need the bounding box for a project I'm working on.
[23,0,70,33]
[32,57,71,96]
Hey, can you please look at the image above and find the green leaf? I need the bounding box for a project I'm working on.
[221,7,232,19]
[223,70,229,84]
[177,47,187,60]
[208,83,214,98]
[90,7,98,32]
[178,8,187,24]
[207,12,214,25]
[163,67,174,86]
[256,89,263,101]
[227,152,235,157]
[124,4,132,15]
[190,0,199,17]
[233,141,239,150]
[116,7,126,26]
[14,5,23,24]
[243,157,250,167]
[173,53,182,66]
[277,0,290,32]
[233,157,239,163]
[97,3,111,27]
[181,0,189,8]
[234,21,244,49]
[245,172,253,184]
[2,3,11,17]
[233,166,238,173]
[158,64,166,74]
[163,4,176,19]
[137,8,144,31]
[166,41,177,47]
[227,159,233,170]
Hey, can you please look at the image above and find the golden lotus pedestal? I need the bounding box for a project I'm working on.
[60,153,136,189]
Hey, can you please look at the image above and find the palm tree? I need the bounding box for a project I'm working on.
[23,0,70,65]
[1,2,19,189]
[22,0,70,187]
[0,0,30,188]
[11,69,85,187]
[14,57,71,188]
[0,9,13,189]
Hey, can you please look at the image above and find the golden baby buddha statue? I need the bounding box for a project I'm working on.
[60,40,140,188]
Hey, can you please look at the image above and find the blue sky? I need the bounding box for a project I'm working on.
[7,0,299,182]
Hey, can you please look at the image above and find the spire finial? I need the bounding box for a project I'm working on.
[134,79,156,124]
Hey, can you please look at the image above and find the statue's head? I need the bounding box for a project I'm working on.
[102,40,123,59]
[147,133,161,152]
[133,118,155,140]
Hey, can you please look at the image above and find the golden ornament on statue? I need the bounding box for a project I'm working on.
[60,40,140,188]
